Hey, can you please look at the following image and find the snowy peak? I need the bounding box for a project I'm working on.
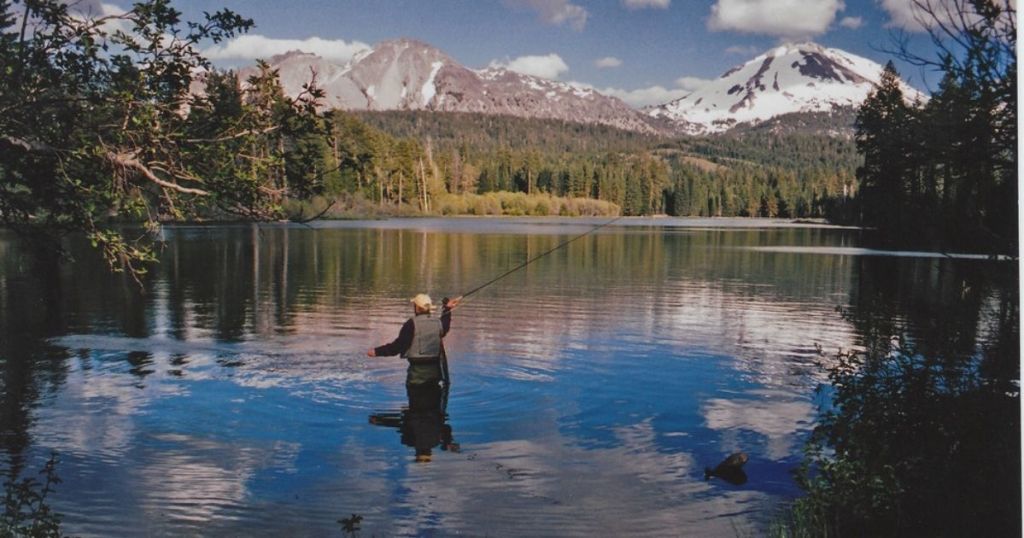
[648,42,925,134]
[245,38,658,133]
[343,39,455,110]
[240,39,926,136]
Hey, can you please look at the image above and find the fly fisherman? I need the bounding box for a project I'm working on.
[367,294,461,387]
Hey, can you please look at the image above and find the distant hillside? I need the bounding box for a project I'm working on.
[331,109,860,219]
[351,110,668,155]
[728,109,860,138]
[351,109,860,175]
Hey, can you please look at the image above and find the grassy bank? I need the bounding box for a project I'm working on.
[283,192,621,220]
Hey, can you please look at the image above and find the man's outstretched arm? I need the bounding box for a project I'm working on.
[368,319,415,357]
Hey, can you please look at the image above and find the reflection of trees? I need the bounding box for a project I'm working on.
[794,257,1019,536]
[143,225,863,347]
[0,242,70,480]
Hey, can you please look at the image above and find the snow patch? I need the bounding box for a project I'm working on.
[421,60,444,107]
[648,42,927,133]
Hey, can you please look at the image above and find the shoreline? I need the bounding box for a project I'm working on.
[155,215,861,230]
[5,218,1014,259]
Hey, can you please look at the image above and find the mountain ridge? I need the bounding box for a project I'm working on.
[646,42,925,134]
[237,39,925,137]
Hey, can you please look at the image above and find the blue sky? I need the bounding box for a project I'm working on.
[157,1,943,106]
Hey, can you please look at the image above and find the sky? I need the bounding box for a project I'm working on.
[99,0,948,107]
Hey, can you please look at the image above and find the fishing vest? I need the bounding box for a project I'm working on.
[402,314,442,360]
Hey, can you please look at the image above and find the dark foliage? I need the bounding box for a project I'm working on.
[779,257,1020,537]
[1,453,62,538]
[854,1,1017,254]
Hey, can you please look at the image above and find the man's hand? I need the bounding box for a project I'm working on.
[445,296,463,309]
[367,348,376,357]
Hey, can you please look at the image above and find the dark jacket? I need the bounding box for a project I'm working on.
[374,303,453,385]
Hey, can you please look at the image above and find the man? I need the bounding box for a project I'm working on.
[368,293,462,462]
[367,293,461,386]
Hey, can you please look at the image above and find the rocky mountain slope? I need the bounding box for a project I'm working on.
[238,39,925,137]
[242,39,658,134]
[645,42,925,135]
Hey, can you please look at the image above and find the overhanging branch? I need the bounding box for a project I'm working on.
[108,151,210,196]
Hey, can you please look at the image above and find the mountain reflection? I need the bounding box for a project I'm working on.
[0,220,1014,536]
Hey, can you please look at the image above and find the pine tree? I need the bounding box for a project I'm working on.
[854,62,915,233]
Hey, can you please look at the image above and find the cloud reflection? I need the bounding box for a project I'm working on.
[702,391,815,460]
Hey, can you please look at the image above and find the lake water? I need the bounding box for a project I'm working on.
[0,218,1013,536]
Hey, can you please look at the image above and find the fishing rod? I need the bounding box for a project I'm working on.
[450,214,625,305]
[370,215,623,387]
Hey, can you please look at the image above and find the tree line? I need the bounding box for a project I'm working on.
[774,2,1019,535]
[852,1,1016,255]
[8,0,1009,282]
[329,110,862,219]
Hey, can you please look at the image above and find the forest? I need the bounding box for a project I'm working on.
[0,0,1014,277]
[320,109,862,219]
[855,60,1016,255]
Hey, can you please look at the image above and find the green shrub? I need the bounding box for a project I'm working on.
[774,327,1020,537]
[2,453,63,538]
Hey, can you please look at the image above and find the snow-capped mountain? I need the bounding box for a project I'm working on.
[240,39,926,136]
[244,39,658,134]
[646,42,926,134]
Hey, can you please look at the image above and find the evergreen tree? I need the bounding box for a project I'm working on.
[854,62,914,233]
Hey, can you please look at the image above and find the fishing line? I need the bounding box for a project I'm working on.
[457,215,625,301]
[370,215,622,386]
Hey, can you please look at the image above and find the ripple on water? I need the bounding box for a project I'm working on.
[8,222,979,536]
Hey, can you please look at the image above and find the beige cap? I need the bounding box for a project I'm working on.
[410,293,433,311]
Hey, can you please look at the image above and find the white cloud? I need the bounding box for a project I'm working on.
[47,2,131,35]
[878,0,934,31]
[675,76,712,91]
[876,0,998,32]
[839,15,865,28]
[592,75,711,108]
[725,44,760,55]
[62,0,121,17]
[708,0,844,38]
[594,56,624,68]
[600,85,689,107]
[99,2,126,16]
[622,0,671,9]
[491,53,570,79]
[503,0,589,31]
[203,35,371,63]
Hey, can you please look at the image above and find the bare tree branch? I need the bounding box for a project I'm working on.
[108,151,211,196]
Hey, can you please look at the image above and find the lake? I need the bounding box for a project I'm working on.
[0,218,1013,536]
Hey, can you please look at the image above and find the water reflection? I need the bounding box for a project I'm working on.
[369,384,458,463]
[797,253,1019,536]
[0,219,1014,536]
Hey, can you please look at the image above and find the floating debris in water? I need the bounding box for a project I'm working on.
[704,452,749,485]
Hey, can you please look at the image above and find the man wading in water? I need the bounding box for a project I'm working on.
[367,293,461,386]
[368,294,461,461]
